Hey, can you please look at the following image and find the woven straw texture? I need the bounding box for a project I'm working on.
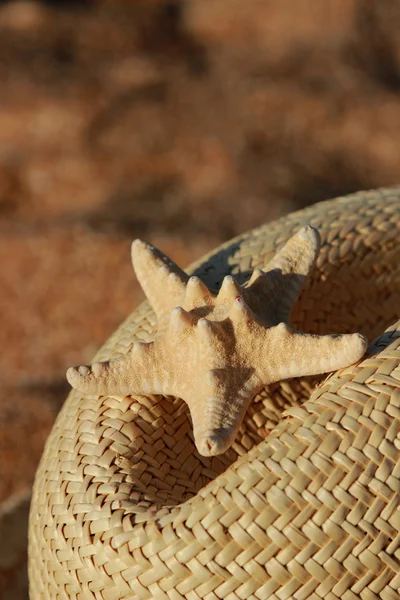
[29,187,400,600]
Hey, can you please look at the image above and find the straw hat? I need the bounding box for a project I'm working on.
[29,187,400,600]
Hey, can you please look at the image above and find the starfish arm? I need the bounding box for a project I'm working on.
[66,341,172,396]
[187,371,261,456]
[131,240,189,324]
[256,325,368,382]
[245,226,320,324]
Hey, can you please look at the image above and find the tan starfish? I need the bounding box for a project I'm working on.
[67,226,367,456]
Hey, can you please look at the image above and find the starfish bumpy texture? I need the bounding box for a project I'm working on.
[67,227,367,457]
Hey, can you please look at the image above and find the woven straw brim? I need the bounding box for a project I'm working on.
[29,187,400,600]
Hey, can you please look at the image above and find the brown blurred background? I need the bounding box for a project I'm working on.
[0,0,400,594]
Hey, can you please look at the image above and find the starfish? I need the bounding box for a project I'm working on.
[67,226,367,457]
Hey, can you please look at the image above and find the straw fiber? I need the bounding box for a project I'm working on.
[28,187,400,600]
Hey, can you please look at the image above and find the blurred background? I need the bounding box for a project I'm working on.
[1,0,400,596]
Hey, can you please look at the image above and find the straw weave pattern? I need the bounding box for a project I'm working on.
[28,188,400,600]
